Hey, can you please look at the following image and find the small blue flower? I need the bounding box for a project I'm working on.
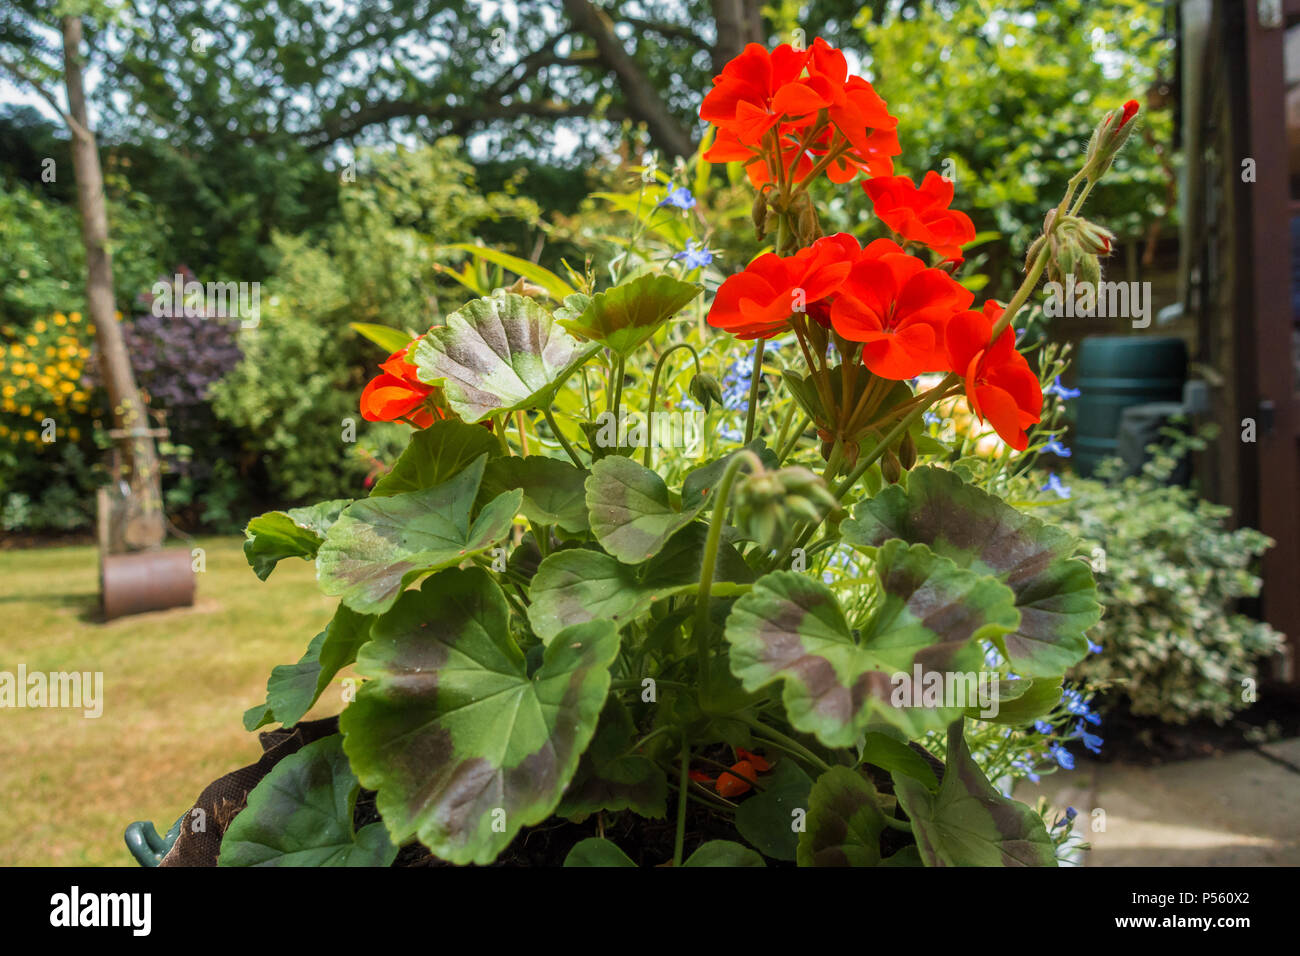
[1047,375,1081,400]
[923,411,942,426]
[658,186,696,210]
[1088,638,1103,655]
[1043,437,1072,458]
[673,239,713,270]
[1011,757,1040,783]
[1052,806,1078,830]
[1075,721,1104,754]
[1041,472,1071,499]
[1034,720,1053,735]
[1048,742,1075,770]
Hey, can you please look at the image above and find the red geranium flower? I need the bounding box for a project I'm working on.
[700,43,819,146]
[945,301,1043,450]
[360,341,440,428]
[707,233,857,339]
[864,171,976,262]
[830,239,974,379]
[687,748,773,799]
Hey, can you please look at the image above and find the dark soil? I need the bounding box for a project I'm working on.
[1084,682,1300,767]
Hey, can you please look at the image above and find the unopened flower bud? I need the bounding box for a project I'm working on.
[898,431,917,470]
[1083,99,1140,180]
[735,466,840,550]
[881,448,902,485]
[689,372,724,412]
[752,192,768,241]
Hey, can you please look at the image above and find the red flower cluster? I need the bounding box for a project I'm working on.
[360,341,441,428]
[863,172,976,262]
[700,38,901,189]
[689,748,772,798]
[945,302,1043,451]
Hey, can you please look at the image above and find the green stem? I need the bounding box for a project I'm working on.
[742,337,766,445]
[777,412,809,465]
[693,450,764,696]
[673,743,690,866]
[543,406,584,468]
[644,342,704,467]
[735,714,833,773]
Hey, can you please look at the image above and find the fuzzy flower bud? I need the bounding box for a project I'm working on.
[734,466,840,550]
[1083,99,1140,180]
[689,372,724,412]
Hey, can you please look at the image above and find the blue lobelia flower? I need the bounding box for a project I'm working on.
[1047,375,1081,400]
[1052,806,1078,830]
[1087,638,1103,655]
[1074,721,1104,754]
[1041,472,1071,499]
[658,186,696,210]
[1043,436,1072,457]
[1034,720,1053,735]
[1048,742,1075,770]
[1011,756,1041,783]
[673,239,713,270]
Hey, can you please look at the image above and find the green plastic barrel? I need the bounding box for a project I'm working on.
[1074,336,1187,476]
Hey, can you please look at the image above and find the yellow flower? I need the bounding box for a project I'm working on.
[33,320,46,333]
[69,312,81,323]
[24,335,38,347]
[58,381,74,394]
[54,314,67,326]
[68,427,80,441]
[0,425,7,437]
[23,430,36,443]
[10,344,23,358]
[1,385,13,398]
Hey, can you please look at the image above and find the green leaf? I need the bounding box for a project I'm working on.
[734,758,812,861]
[340,568,619,865]
[859,733,940,792]
[243,499,351,581]
[480,455,590,533]
[586,455,707,563]
[557,699,667,820]
[440,244,578,301]
[724,540,1021,747]
[967,677,1063,725]
[681,440,779,512]
[841,466,1102,677]
[797,766,890,867]
[892,721,1057,866]
[244,605,374,731]
[556,273,701,355]
[681,840,766,867]
[369,418,501,497]
[528,524,752,642]
[317,455,521,615]
[414,293,598,422]
[218,735,397,868]
[564,838,638,867]
[350,322,416,355]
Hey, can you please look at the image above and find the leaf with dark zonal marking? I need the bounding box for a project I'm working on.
[219,735,397,867]
[841,466,1101,678]
[564,838,637,867]
[369,418,502,497]
[316,454,521,615]
[340,568,619,865]
[413,293,599,423]
[586,455,707,563]
[244,604,374,731]
[892,721,1057,866]
[682,840,766,867]
[724,540,1021,748]
[480,455,590,533]
[797,766,890,867]
[681,439,779,512]
[556,273,701,355]
[557,698,666,820]
[528,523,752,642]
[244,499,351,580]
[966,677,1063,725]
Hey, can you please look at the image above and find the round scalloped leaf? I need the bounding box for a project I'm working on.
[243,499,351,580]
[724,540,1020,748]
[218,735,398,867]
[586,455,707,563]
[556,273,701,355]
[797,766,889,867]
[841,466,1101,678]
[564,838,637,867]
[681,440,779,512]
[557,699,667,820]
[734,758,812,861]
[369,418,502,497]
[340,567,619,865]
[316,454,521,615]
[892,721,1057,866]
[681,840,767,867]
[413,293,599,422]
[480,455,590,533]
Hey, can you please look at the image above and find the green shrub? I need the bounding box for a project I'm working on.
[1053,435,1283,724]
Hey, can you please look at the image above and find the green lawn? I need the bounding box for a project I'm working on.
[0,537,337,866]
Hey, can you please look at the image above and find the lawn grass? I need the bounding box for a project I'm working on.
[0,537,337,866]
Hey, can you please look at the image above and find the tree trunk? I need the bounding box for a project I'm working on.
[62,14,164,550]
[712,0,765,72]
[563,0,696,160]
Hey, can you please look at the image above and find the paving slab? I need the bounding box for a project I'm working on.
[1016,743,1300,866]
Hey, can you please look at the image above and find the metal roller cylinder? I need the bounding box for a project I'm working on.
[101,549,196,621]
